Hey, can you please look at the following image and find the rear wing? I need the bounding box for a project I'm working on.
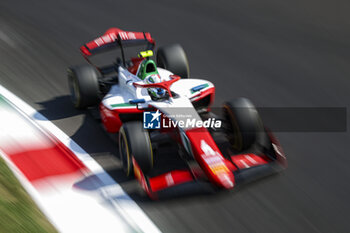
[80,28,155,57]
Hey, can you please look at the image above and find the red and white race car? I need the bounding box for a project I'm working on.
[68,28,287,199]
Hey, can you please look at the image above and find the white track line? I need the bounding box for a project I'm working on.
[0,85,161,233]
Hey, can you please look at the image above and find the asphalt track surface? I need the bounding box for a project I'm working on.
[0,0,349,232]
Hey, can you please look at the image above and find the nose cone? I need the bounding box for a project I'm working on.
[218,173,235,189]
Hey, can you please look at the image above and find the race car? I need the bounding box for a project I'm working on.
[68,28,287,199]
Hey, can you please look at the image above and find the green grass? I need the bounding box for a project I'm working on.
[0,157,57,233]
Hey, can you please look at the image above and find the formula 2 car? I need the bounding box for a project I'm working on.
[68,28,287,199]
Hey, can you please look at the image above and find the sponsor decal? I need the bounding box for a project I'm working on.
[200,140,229,175]
[128,32,136,39]
[119,32,128,40]
[200,139,218,157]
[94,34,118,46]
[165,173,174,186]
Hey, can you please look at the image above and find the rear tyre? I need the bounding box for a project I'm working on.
[67,64,100,109]
[119,121,153,176]
[157,44,190,78]
[223,98,263,151]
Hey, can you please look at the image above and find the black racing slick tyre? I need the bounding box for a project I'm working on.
[119,121,153,176]
[223,98,264,152]
[67,64,100,109]
[157,44,190,78]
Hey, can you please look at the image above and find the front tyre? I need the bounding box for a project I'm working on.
[223,98,263,151]
[157,44,190,78]
[119,121,153,176]
[67,64,100,109]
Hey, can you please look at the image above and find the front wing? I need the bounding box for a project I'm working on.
[133,131,287,199]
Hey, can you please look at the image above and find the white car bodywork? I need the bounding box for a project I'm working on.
[101,66,214,124]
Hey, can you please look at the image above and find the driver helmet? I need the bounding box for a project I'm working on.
[145,74,166,98]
